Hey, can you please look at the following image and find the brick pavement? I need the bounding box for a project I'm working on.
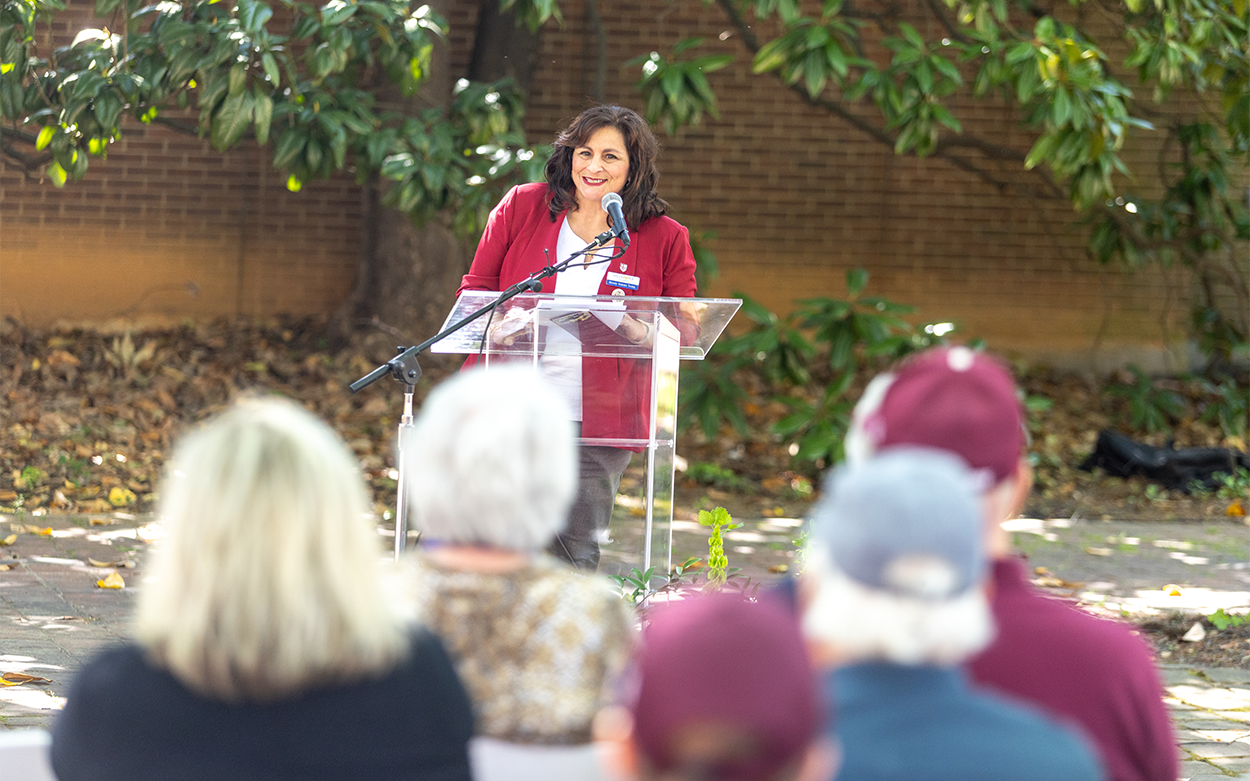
[4,513,1250,780]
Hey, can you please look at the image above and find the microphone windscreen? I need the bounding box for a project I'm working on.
[601,192,623,209]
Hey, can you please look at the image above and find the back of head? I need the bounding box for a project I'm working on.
[631,595,824,781]
[136,397,406,701]
[403,366,577,551]
[845,346,1024,486]
[803,448,993,666]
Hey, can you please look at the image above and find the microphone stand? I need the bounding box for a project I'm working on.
[349,231,626,560]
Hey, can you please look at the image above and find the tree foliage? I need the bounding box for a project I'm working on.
[0,0,549,236]
[633,0,1249,363]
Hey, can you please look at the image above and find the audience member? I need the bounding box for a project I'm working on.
[845,346,1177,781]
[402,366,633,744]
[598,594,836,781]
[51,398,474,781]
[802,448,1105,781]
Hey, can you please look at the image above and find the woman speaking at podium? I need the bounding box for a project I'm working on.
[457,105,697,571]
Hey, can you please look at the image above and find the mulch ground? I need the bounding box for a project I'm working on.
[3,315,1248,663]
[1137,613,1250,668]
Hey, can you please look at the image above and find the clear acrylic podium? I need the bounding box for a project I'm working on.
[431,292,741,582]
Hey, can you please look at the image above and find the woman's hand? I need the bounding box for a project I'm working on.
[489,307,536,346]
[618,314,653,346]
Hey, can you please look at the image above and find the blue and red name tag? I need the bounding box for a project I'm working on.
[606,271,640,290]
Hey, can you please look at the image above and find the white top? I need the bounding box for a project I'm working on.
[544,217,613,421]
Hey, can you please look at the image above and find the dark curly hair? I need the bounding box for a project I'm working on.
[544,105,669,228]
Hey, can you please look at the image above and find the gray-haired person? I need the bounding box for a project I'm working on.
[402,366,634,745]
[801,448,1105,781]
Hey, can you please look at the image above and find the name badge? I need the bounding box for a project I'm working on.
[606,271,640,291]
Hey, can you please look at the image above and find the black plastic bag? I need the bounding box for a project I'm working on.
[1078,429,1250,491]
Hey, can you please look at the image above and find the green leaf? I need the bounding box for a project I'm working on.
[803,51,827,97]
[210,91,254,150]
[899,22,924,50]
[305,137,323,173]
[846,267,869,295]
[252,85,273,144]
[261,52,280,84]
[47,160,67,187]
[753,38,792,74]
[1052,88,1071,126]
[228,63,247,96]
[69,71,108,101]
[35,125,55,151]
[1024,132,1057,170]
[320,0,357,26]
[237,0,274,34]
[271,129,302,169]
[93,91,123,130]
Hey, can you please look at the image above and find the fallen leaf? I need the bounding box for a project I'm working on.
[768,564,789,574]
[108,486,137,506]
[45,349,79,367]
[1034,566,1051,576]
[1036,575,1085,589]
[1181,622,1206,643]
[88,557,129,568]
[1227,499,1246,517]
[96,570,125,589]
[1084,546,1113,557]
[0,534,15,546]
[88,517,116,526]
[1163,583,1183,596]
[0,672,51,686]
[0,564,9,571]
[10,524,51,536]
[135,523,164,542]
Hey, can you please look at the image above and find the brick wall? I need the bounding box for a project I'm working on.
[0,0,1207,371]
[511,0,1193,370]
[0,1,363,327]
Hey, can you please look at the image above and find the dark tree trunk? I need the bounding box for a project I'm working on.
[327,0,543,360]
[467,1,542,87]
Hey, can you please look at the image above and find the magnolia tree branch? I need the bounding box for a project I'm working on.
[1,128,52,171]
[712,0,1059,197]
[919,0,973,44]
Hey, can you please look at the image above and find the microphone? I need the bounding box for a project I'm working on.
[601,192,630,249]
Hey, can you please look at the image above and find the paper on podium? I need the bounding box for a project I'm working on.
[542,299,631,348]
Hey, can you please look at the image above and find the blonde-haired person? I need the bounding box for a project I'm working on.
[402,366,633,746]
[51,398,474,781]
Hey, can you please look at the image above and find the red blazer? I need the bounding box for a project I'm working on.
[459,183,697,441]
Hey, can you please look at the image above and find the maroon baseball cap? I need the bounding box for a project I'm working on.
[845,346,1025,485]
[631,595,825,781]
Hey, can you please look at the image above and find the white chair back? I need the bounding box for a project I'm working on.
[469,736,609,781]
[0,729,57,781]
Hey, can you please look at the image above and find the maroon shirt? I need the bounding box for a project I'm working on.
[969,557,1177,781]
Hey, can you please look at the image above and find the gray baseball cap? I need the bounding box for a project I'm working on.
[813,447,986,599]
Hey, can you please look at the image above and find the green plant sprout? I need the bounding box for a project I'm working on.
[1106,366,1186,433]
[792,527,810,575]
[609,566,656,607]
[699,506,742,590]
[1214,468,1250,500]
[1208,608,1249,631]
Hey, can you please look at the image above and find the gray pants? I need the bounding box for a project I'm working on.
[549,445,632,571]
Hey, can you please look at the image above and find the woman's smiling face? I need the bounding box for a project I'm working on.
[570,125,630,211]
